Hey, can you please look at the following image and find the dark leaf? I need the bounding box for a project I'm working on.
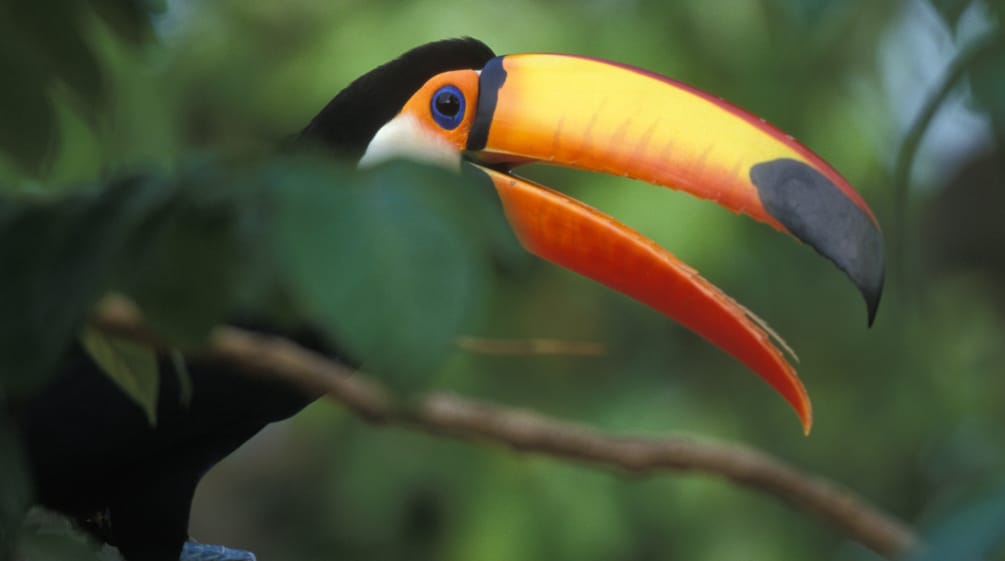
[170,350,193,407]
[0,0,105,111]
[0,175,169,394]
[87,0,156,44]
[79,327,160,425]
[0,406,31,561]
[0,41,56,173]
[16,509,105,561]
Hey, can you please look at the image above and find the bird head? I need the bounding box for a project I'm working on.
[300,38,886,433]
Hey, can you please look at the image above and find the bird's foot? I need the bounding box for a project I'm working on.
[181,541,257,561]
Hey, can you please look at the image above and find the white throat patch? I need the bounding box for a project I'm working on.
[358,114,461,171]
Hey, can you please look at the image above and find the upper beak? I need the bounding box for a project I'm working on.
[466,54,883,323]
[383,53,886,433]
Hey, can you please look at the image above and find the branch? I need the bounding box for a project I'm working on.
[455,335,607,356]
[91,299,919,559]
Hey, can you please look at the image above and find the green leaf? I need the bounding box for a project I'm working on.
[0,175,170,394]
[114,163,279,346]
[271,160,493,391]
[455,164,528,274]
[80,327,160,426]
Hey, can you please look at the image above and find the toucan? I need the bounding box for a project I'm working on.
[16,37,883,561]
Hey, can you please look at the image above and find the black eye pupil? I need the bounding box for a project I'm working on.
[430,85,465,130]
[435,92,460,117]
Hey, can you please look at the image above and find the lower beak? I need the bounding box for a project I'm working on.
[466,54,886,433]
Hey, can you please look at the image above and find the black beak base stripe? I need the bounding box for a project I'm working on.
[467,56,507,151]
[750,158,885,325]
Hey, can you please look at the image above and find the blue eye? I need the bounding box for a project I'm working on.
[430,85,465,130]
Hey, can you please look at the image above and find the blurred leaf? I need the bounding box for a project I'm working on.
[0,406,31,561]
[0,1,105,111]
[778,0,843,25]
[117,168,271,347]
[0,176,169,394]
[967,34,1005,141]
[1,158,502,397]
[909,486,1005,561]
[927,0,976,28]
[87,0,156,44]
[79,327,160,426]
[990,0,1005,21]
[170,350,193,406]
[0,38,56,174]
[457,164,529,274]
[16,509,105,561]
[271,160,493,391]
[0,0,156,173]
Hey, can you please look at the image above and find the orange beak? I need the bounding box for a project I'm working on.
[371,53,885,433]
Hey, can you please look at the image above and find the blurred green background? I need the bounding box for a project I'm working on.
[3,0,1005,559]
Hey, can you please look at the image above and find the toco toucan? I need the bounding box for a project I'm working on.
[302,36,883,431]
[17,37,883,561]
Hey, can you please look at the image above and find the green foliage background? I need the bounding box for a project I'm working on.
[2,0,1005,559]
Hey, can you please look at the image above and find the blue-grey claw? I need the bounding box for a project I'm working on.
[180,542,257,561]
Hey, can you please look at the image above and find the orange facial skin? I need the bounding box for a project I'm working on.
[396,69,480,151]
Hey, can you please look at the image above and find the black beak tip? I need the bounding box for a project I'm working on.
[750,158,885,328]
[828,225,884,327]
[861,261,884,328]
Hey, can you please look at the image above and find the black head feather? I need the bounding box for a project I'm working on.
[298,38,495,158]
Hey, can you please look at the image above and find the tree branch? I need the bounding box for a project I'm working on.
[91,298,919,559]
[455,336,607,356]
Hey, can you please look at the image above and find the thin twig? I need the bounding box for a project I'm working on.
[90,298,919,559]
[892,32,1003,289]
[455,335,607,356]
